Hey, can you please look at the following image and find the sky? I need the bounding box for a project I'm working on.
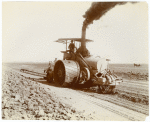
[2,1,148,64]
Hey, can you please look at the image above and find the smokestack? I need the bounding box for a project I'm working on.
[81,20,88,50]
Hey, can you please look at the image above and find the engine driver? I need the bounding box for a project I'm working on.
[68,40,75,53]
[68,40,76,60]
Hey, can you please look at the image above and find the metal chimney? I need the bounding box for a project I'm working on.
[81,23,87,49]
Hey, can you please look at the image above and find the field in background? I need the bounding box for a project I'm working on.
[3,62,49,74]
[3,62,148,76]
[109,63,148,81]
[109,64,148,74]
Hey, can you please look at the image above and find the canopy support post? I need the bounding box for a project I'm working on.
[66,40,67,51]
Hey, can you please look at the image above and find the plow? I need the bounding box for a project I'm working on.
[20,69,46,78]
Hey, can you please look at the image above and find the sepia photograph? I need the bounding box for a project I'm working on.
[2,1,149,121]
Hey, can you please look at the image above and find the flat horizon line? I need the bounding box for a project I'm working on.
[2,61,149,65]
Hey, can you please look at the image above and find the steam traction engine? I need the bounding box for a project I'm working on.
[46,37,122,93]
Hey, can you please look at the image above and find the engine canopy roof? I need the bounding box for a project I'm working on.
[55,38,93,44]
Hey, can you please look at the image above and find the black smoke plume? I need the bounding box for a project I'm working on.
[83,2,127,26]
[80,2,136,56]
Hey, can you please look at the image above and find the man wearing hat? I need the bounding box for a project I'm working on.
[68,40,75,53]
[68,40,76,60]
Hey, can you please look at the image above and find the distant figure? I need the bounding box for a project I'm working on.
[68,40,75,53]
[134,63,141,67]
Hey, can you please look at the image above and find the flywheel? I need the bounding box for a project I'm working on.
[80,67,90,83]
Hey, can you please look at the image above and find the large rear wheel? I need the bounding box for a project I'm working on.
[54,60,80,87]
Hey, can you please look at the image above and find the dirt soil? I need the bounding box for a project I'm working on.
[2,64,149,120]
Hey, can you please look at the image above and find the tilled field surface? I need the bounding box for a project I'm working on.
[2,69,93,120]
[109,64,149,106]
[115,80,149,105]
[2,64,149,121]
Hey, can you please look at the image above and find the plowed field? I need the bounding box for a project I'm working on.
[2,63,149,120]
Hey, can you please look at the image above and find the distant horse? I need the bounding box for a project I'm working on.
[134,63,141,67]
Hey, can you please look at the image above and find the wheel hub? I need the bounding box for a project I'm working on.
[58,70,62,77]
